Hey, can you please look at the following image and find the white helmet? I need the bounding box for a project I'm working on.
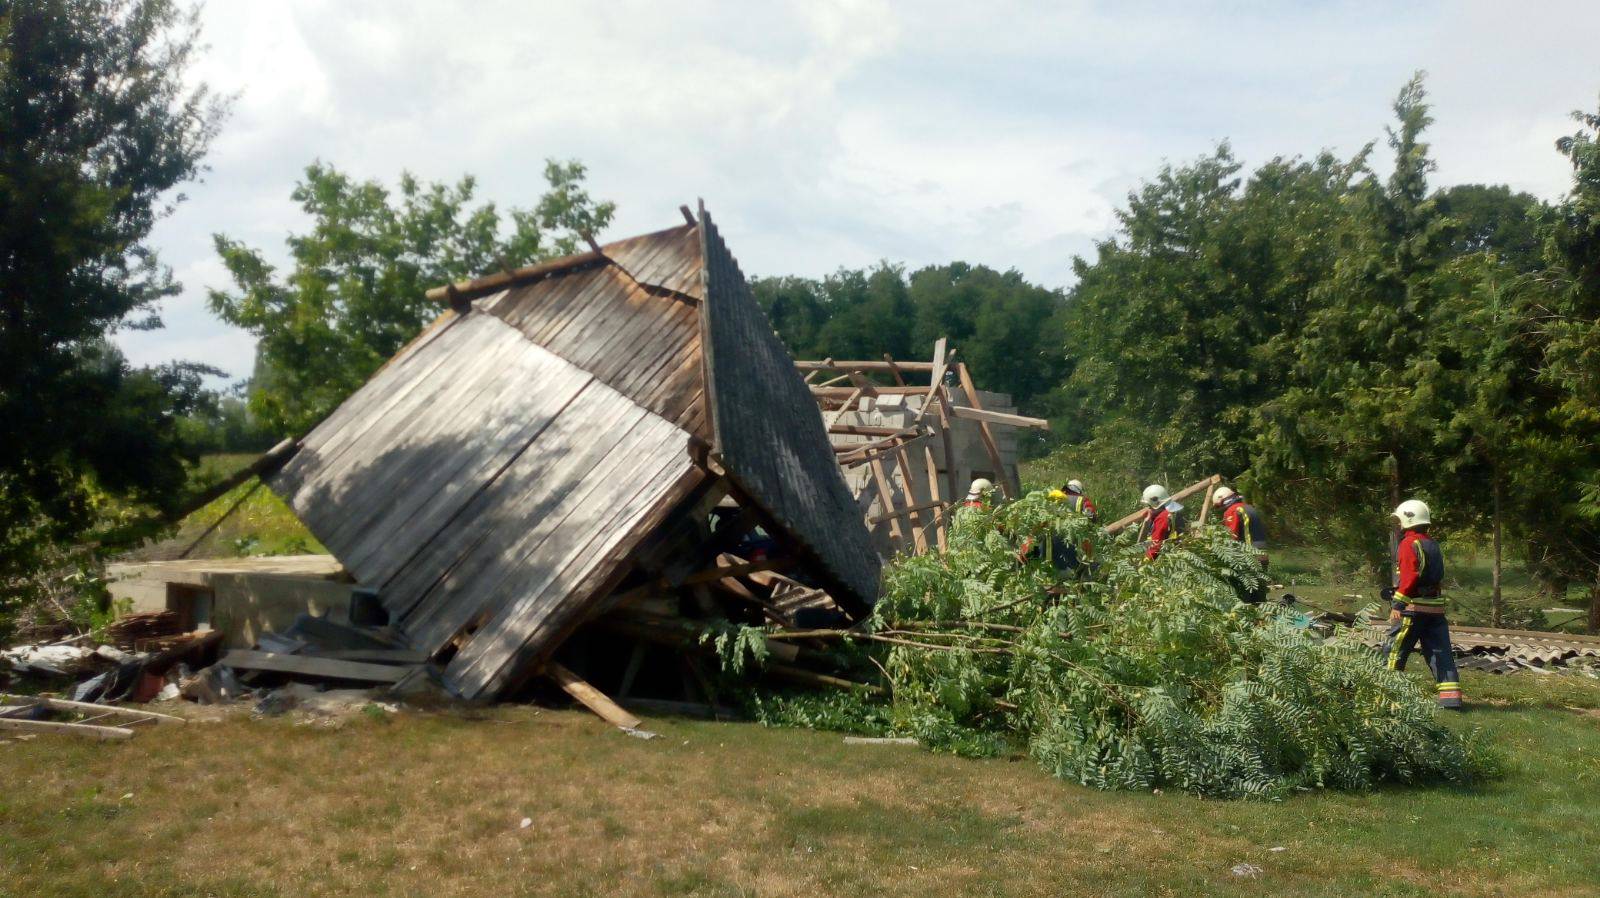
[1212,486,1235,507]
[966,478,994,499]
[1141,484,1170,508]
[1066,479,1084,494]
[1392,499,1431,528]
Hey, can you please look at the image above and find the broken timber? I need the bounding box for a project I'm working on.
[798,342,1043,557]
[257,207,880,701]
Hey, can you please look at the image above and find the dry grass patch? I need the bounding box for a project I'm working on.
[2,670,1599,897]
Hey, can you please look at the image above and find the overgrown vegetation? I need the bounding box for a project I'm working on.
[725,495,1497,799]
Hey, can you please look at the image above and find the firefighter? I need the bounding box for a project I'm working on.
[1379,499,1463,710]
[963,478,994,510]
[1140,483,1184,560]
[1212,486,1269,603]
[1048,479,1098,521]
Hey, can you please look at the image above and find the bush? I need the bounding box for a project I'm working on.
[734,492,1497,799]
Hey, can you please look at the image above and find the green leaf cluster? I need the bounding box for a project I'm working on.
[740,494,1496,800]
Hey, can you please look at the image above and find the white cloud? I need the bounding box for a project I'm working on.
[117,0,1600,379]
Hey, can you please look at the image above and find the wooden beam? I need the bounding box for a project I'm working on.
[915,337,948,425]
[893,444,930,554]
[882,353,907,386]
[1197,481,1218,526]
[824,388,864,430]
[795,360,936,373]
[838,433,932,469]
[1104,475,1222,535]
[846,371,880,397]
[925,443,948,552]
[934,391,960,503]
[425,249,605,303]
[547,661,643,730]
[868,457,906,545]
[172,438,299,522]
[869,499,947,526]
[955,363,1015,499]
[219,650,412,684]
[949,405,1050,430]
[0,717,134,741]
[812,385,933,398]
[1,694,184,724]
[828,424,911,438]
[679,556,794,585]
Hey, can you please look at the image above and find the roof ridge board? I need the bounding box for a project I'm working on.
[423,222,698,306]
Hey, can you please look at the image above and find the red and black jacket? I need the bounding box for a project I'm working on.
[1219,496,1267,549]
[1146,506,1183,560]
[1395,528,1445,608]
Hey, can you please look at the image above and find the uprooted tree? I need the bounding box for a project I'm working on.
[718,494,1496,800]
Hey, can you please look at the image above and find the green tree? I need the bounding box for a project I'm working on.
[1435,184,1546,271]
[0,0,225,594]
[1255,73,1460,576]
[1055,144,1358,492]
[209,160,615,434]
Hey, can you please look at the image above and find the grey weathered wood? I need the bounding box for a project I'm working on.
[0,717,134,741]
[220,650,412,684]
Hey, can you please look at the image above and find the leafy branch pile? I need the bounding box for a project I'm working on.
[723,494,1496,799]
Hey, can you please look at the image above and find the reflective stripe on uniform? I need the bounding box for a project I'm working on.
[1386,617,1413,670]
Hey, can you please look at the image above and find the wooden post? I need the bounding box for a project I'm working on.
[1197,482,1217,527]
[925,444,947,552]
[915,337,949,425]
[869,457,906,548]
[882,353,907,386]
[955,363,1015,499]
[893,444,929,554]
[934,389,960,503]
[1104,475,1221,535]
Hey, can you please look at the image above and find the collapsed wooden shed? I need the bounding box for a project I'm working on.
[260,206,880,701]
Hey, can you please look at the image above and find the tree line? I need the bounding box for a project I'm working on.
[3,3,1597,631]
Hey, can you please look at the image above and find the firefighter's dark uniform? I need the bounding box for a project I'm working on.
[1380,527,1463,709]
[1218,495,1269,603]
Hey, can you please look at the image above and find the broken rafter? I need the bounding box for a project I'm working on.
[1103,475,1222,535]
[679,556,794,585]
[955,363,1015,499]
[795,359,936,373]
[949,405,1049,430]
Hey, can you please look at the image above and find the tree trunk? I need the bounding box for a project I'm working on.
[1491,470,1503,628]
[1589,562,1600,636]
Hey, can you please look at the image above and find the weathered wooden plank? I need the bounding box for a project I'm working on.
[949,405,1050,429]
[220,650,412,684]
[443,418,698,697]
[0,718,134,741]
[394,384,677,646]
[925,443,948,552]
[547,661,642,729]
[0,694,184,724]
[335,339,597,583]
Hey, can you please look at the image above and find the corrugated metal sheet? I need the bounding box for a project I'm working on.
[698,208,881,612]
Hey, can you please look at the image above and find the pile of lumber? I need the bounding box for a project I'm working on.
[105,610,185,648]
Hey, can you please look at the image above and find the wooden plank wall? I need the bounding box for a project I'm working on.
[697,209,881,612]
[484,228,708,440]
[265,310,703,699]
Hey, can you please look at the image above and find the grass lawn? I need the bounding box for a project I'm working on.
[3,671,1599,897]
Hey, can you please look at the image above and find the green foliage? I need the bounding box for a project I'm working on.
[0,0,226,595]
[698,621,771,676]
[209,160,615,434]
[753,262,1069,416]
[736,494,1496,799]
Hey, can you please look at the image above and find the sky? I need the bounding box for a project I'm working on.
[118,0,1600,381]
